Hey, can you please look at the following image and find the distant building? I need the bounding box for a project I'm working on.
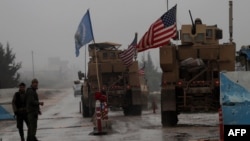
[48,57,69,71]
[19,57,73,88]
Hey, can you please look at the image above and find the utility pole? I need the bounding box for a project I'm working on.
[229,0,233,43]
[166,0,169,10]
[32,50,35,78]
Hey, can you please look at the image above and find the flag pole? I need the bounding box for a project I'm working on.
[88,9,101,92]
[143,51,145,63]
[134,32,138,61]
[84,45,87,76]
[144,53,146,74]
[94,47,101,92]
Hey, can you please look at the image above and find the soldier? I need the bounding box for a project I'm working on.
[12,82,29,141]
[195,18,202,25]
[26,79,43,141]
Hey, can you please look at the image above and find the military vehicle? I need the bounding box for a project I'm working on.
[78,42,147,117]
[160,1,235,126]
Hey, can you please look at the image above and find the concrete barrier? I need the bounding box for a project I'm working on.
[0,88,16,120]
[0,105,14,120]
[220,71,250,125]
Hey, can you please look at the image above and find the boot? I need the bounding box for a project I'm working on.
[34,136,40,141]
[19,129,25,141]
[26,137,29,141]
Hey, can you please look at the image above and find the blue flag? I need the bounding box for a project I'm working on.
[75,9,94,57]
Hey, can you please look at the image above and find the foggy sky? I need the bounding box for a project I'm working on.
[0,0,249,73]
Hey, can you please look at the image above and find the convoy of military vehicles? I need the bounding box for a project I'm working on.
[75,0,244,129]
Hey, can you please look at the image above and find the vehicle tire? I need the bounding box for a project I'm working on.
[123,87,142,116]
[82,102,90,117]
[81,95,90,117]
[161,111,178,127]
[123,107,129,116]
[89,107,95,117]
[131,105,142,116]
[123,105,142,116]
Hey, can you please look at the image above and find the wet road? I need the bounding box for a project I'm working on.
[0,89,219,141]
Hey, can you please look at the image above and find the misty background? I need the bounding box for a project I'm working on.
[0,0,249,88]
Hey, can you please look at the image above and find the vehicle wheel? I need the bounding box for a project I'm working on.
[131,105,142,116]
[161,111,178,127]
[82,102,90,117]
[123,106,129,116]
[89,107,95,117]
[123,105,142,116]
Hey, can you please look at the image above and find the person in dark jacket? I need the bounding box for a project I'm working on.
[12,82,29,141]
[26,79,43,141]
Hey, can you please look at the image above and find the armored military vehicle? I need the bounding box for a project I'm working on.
[79,42,147,117]
[160,1,235,126]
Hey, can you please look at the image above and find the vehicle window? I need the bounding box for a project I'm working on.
[110,52,116,59]
[103,52,108,59]
[206,29,213,38]
[182,33,192,42]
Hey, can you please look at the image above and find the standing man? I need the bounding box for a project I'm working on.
[12,82,29,141]
[26,79,43,141]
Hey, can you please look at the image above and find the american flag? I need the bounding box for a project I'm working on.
[137,5,177,52]
[119,33,137,67]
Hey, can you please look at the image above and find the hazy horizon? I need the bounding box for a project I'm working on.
[1,0,249,76]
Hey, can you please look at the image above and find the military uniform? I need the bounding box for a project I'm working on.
[12,91,29,141]
[26,87,40,141]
